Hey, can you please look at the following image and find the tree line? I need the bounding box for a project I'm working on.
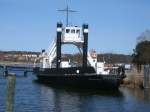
[132,30,150,68]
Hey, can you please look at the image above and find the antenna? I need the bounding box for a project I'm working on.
[58,1,77,26]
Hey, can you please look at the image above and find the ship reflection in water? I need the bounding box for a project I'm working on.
[0,74,150,112]
[38,85,150,112]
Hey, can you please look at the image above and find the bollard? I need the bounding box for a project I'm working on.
[6,73,16,112]
[143,65,149,89]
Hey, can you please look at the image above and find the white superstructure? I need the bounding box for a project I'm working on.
[34,25,109,75]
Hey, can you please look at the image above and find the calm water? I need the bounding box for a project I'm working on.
[0,70,150,112]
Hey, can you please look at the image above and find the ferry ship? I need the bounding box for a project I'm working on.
[33,6,125,89]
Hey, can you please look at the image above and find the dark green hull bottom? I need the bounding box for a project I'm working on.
[36,74,124,90]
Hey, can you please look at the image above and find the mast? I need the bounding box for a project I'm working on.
[58,2,77,26]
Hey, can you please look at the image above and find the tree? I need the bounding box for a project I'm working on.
[132,41,150,65]
[137,30,150,43]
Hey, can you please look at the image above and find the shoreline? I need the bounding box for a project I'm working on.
[0,61,34,66]
[0,61,148,90]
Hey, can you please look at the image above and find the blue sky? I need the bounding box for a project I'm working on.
[0,0,150,54]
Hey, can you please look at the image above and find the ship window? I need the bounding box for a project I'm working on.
[76,30,80,33]
[71,29,75,33]
[66,29,70,33]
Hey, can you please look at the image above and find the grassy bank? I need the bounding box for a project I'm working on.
[122,66,149,89]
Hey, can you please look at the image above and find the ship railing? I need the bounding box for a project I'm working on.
[107,66,125,77]
[47,39,56,56]
[87,51,97,70]
[45,38,57,67]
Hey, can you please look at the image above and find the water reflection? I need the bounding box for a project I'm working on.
[37,82,150,112]
[37,83,124,112]
[120,87,150,102]
[144,89,149,101]
[1,73,150,112]
[119,87,150,112]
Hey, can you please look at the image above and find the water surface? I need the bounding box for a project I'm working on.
[0,70,150,112]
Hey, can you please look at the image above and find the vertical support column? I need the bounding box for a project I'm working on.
[82,24,89,68]
[6,74,16,112]
[3,65,8,76]
[143,65,149,89]
[56,22,63,68]
[41,49,46,68]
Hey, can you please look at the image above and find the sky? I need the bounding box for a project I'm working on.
[0,0,150,54]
